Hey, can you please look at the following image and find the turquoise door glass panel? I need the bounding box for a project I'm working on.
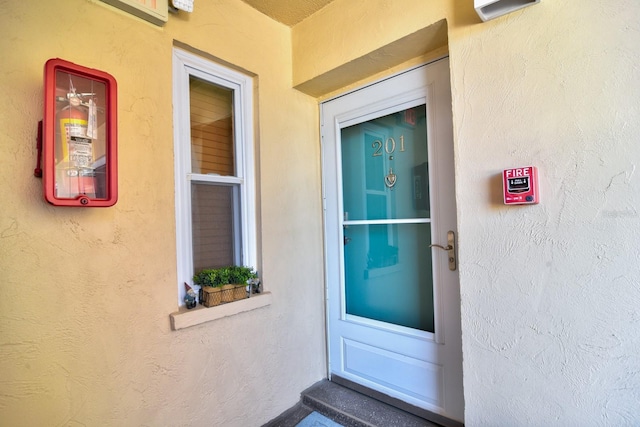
[344,223,434,332]
[341,105,429,221]
[341,105,434,332]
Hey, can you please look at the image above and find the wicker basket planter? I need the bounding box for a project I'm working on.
[201,286,223,307]
[232,284,248,301]
[201,284,247,307]
[193,266,257,308]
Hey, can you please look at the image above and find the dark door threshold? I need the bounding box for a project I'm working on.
[264,377,463,427]
[330,375,464,427]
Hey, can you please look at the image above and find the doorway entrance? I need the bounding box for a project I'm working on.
[321,57,463,422]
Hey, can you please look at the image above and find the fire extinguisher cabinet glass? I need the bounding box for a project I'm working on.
[43,59,117,207]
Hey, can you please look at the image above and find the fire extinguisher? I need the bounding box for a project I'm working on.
[56,86,97,199]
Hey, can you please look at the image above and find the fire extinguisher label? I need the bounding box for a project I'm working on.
[62,120,86,139]
[60,118,94,169]
[69,136,93,168]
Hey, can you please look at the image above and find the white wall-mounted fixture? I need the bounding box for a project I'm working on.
[475,0,540,21]
[172,0,194,12]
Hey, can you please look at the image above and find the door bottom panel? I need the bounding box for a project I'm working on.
[342,338,443,405]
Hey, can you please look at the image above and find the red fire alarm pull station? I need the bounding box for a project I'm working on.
[503,166,539,205]
[40,59,117,207]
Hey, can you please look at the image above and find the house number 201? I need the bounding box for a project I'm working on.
[372,135,405,157]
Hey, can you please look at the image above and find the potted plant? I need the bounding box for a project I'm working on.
[193,266,258,307]
[228,266,258,300]
[193,268,224,307]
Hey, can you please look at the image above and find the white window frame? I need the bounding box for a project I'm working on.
[173,48,257,306]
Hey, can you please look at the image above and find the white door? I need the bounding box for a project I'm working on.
[321,58,463,422]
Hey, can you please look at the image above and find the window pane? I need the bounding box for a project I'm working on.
[191,182,238,271]
[189,76,235,176]
[341,105,429,221]
[344,223,434,332]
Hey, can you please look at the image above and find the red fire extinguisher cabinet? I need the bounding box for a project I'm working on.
[43,59,117,207]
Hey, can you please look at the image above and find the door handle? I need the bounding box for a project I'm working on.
[429,230,456,271]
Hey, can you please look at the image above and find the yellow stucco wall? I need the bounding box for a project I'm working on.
[294,0,640,424]
[1,0,639,425]
[0,1,326,425]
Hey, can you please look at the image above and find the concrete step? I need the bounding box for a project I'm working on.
[264,379,463,427]
[300,380,443,427]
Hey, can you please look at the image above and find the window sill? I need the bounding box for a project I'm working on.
[170,292,272,330]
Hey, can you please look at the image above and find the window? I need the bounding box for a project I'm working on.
[173,48,256,306]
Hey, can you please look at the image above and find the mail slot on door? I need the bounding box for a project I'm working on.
[503,166,539,205]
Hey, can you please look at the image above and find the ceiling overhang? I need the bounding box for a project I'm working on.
[241,0,335,26]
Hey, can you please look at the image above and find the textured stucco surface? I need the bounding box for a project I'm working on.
[0,0,326,426]
[294,0,640,425]
[1,0,639,426]
[451,1,640,424]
